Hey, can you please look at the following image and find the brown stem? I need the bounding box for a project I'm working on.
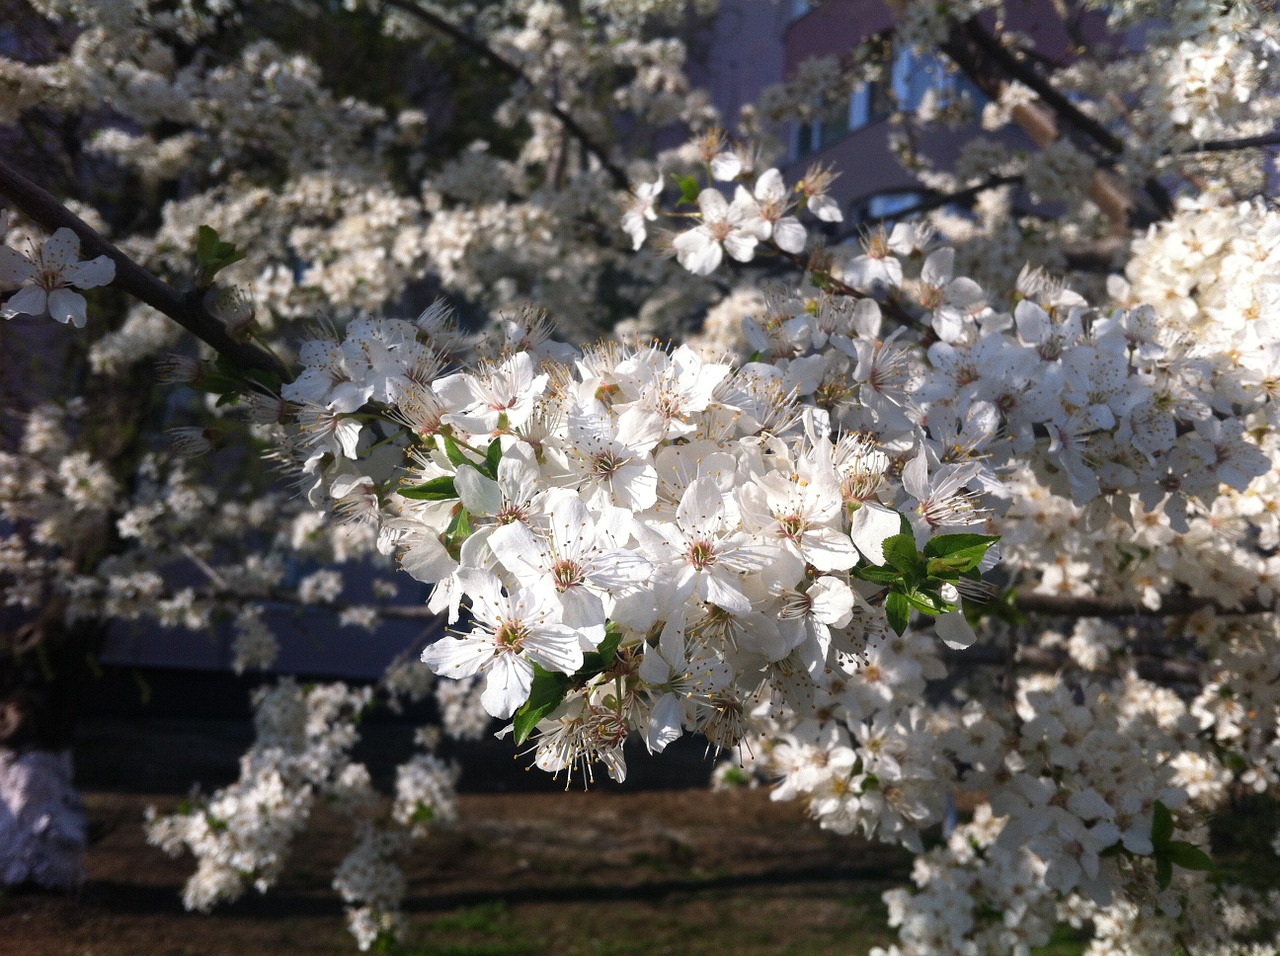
[0,157,292,384]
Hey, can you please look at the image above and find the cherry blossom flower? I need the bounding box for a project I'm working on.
[0,227,115,328]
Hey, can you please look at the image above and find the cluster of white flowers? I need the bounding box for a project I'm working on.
[9,1,1280,954]
[276,299,1000,784]
[145,678,457,950]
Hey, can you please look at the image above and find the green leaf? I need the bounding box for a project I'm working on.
[1165,841,1213,872]
[400,475,458,500]
[1152,799,1174,848]
[924,534,1000,575]
[444,506,471,550]
[1155,854,1173,890]
[676,174,701,205]
[923,533,1000,559]
[195,225,246,284]
[851,564,901,586]
[881,533,921,576]
[599,621,623,662]
[885,590,911,636]
[905,589,953,616]
[442,435,468,468]
[483,437,503,479]
[579,624,624,678]
[511,665,571,746]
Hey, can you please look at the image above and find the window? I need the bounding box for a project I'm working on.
[889,46,986,115]
[849,190,925,226]
[791,82,881,161]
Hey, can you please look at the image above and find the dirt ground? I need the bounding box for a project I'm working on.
[3,788,910,956]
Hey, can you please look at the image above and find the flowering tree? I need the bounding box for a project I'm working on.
[3,0,1280,953]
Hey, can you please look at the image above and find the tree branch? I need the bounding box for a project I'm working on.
[839,173,1023,238]
[938,17,1173,226]
[0,157,292,384]
[1014,591,1276,618]
[380,0,630,191]
[1182,131,1280,155]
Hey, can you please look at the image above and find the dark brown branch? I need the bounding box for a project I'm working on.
[380,0,630,191]
[838,173,1023,239]
[939,18,1173,224]
[957,18,1122,155]
[0,157,292,384]
[1015,592,1276,618]
[946,644,1202,683]
[1182,132,1280,155]
[1058,236,1126,273]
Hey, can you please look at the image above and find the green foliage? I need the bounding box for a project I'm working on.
[195,226,246,287]
[510,623,625,746]
[675,174,701,206]
[852,523,1000,636]
[400,475,459,500]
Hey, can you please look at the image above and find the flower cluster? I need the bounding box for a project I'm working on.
[277,305,998,784]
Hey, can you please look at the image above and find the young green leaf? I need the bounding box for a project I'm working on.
[881,533,922,576]
[400,475,458,500]
[1165,841,1213,872]
[444,506,471,550]
[677,175,701,206]
[1151,799,1174,848]
[442,435,468,468]
[195,225,247,285]
[484,437,503,479]
[885,590,911,635]
[905,589,954,615]
[512,665,571,745]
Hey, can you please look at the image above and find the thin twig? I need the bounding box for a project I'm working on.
[380,0,630,190]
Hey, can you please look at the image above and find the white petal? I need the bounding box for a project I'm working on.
[809,194,842,222]
[2,285,48,319]
[696,188,729,218]
[808,576,855,627]
[921,247,955,286]
[710,152,742,181]
[754,168,786,202]
[480,653,534,719]
[722,231,757,263]
[646,694,684,753]
[936,610,976,649]
[64,255,115,289]
[849,502,901,565]
[487,521,545,587]
[801,526,858,571]
[673,228,723,276]
[455,465,502,517]
[699,569,752,614]
[677,477,724,536]
[0,245,36,284]
[524,624,584,674]
[422,635,491,679]
[41,228,81,272]
[772,217,807,254]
